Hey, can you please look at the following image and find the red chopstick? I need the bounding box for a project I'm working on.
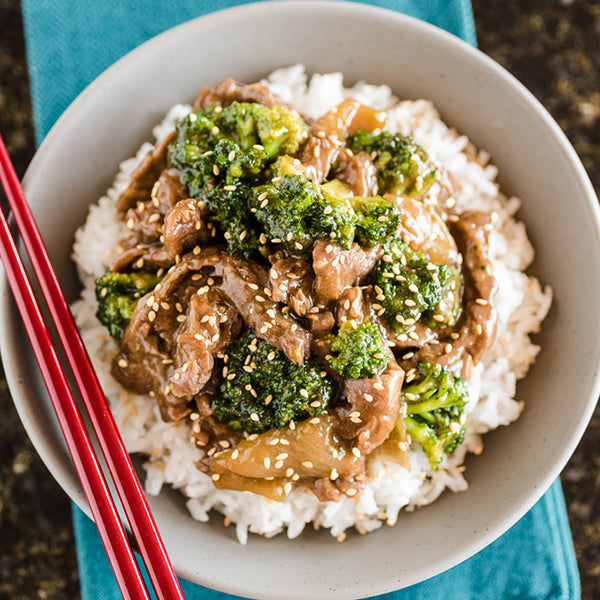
[0,192,151,599]
[0,135,185,600]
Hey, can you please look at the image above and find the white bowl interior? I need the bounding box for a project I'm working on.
[1,2,599,599]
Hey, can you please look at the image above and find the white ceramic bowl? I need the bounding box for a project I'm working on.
[2,2,599,598]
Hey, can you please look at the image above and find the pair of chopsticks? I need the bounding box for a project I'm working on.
[0,135,186,600]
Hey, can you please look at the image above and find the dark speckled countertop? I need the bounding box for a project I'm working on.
[0,1,598,598]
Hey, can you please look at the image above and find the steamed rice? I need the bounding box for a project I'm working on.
[71,65,552,543]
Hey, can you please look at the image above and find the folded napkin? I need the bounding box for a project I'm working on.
[21,1,579,598]
[72,480,579,600]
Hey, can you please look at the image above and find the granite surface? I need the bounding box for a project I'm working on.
[0,0,598,598]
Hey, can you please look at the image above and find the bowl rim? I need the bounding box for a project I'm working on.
[1,1,599,597]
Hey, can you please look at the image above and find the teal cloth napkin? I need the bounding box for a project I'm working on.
[72,480,579,600]
[20,1,579,598]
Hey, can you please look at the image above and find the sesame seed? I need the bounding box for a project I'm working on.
[352,447,361,457]
[301,461,314,469]
[286,468,295,477]
[445,343,453,354]
[323,205,333,215]
[211,473,220,481]
[309,417,320,424]
[117,358,128,368]
[363,393,373,402]
[213,164,220,176]
[475,298,488,305]
[223,185,236,191]
[148,311,156,322]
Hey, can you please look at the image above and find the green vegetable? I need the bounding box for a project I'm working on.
[168,102,309,197]
[348,130,437,196]
[350,195,402,247]
[402,362,469,470]
[211,330,333,434]
[327,321,389,379]
[251,174,322,256]
[370,241,460,331]
[251,174,356,256]
[202,184,261,257]
[95,271,162,338]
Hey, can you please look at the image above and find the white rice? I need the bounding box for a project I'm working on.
[71,66,552,544]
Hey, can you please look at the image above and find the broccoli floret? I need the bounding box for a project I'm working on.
[95,271,162,338]
[211,330,333,434]
[370,241,461,332]
[348,130,437,196]
[402,362,469,469]
[251,174,321,256]
[251,174,356,256]
[202,184,261,257]
[316,183,358,249]
[168,102,309,197]
[349,195,402,247]
[251,105,309,158]
[327,321,389,379]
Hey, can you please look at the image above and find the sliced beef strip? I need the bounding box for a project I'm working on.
[112,295,191,423]
[401,211,497,375]
[116,243,311,369]
[193,78,278,109]
[121,169,189,248]
[312,240,383,302]
[335,286,371,325]
[152,169,188,214]
[334,359,405,455]
[309,310,335,336]
[297,129,342,184]
[190,392,242,462]
[123,204,163,245]
[116,132,175,215]
[212,252,311,364]
[112,252,219,421]
[383,321,440,351]
[163,197,212,258]
[268,256,314,317]
[110,244,175,274]
[332,150,378,197]
[170,289,241,398]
